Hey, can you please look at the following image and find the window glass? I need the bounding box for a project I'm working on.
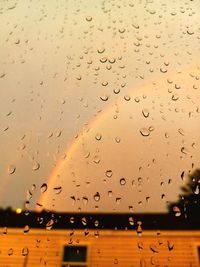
[63,246,87,263]
[0,0,200,266]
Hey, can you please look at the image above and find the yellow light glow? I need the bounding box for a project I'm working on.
[16,208,22,214]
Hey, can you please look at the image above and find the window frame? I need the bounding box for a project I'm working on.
[61,243,90,267]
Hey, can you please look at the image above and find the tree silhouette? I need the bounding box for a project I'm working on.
[168,169,200,219]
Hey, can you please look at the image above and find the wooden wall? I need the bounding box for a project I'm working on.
[0,228,199,267]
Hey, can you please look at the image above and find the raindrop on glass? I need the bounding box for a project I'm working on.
[85,16,92,22]
[33,162,40,171]
[40,183,47,193]
[46,219,54,230]
[82,197,88,205]
[128,217,134,225]
[8,164,16,175]
[173,206,181,217]
[120,178,126,185]
[167,240,174,251]
[115,136,121,143]
[124,95,131,101]
[105,170,113,178]
[142,109,149,118]
[53,186,62,194]
[70,217,75,224]
[100,95,109,101]
[140,128,150,137]
[8,248,13,256]
[23,225,30,234]
[81,217,87,226]
[94,192,100,201]
[95,133,102,141]
[22,247,29,256]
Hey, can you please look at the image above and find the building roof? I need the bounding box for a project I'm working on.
[0,210,199,230]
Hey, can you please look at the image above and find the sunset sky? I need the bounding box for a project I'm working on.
[0,0,200,213]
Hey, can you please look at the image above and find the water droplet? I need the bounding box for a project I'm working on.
[70,217,75,224]
[93,155,101,164]
[53,186,62,194]
[3,227,7,235]
[120,178,126,185]
[94,230,99,238]
[100,57,107,63]
[15,38,20,45]
[181,147,188,155]
[101,81,108,86]
[106,170,113,178]
[22,247,29,256]
[46,219,54,230]
[97,47,105,54]
[100,95,109,101]
[119,27,126,33]
[109,58,116,64]
[108,190,113,197]
[47,132,53,138]
[142,109,149,118]
[55,130,62,138]
[115,136,121,143]
[116,198,121,205]
[94,220,99,227]
[146,196,150,203]
[113,88,120,94]
[194,185,199,194]
[114,258,118,264]
[128,217,134,225]
[0,73,5,78]
[160,67,168,73]
[161,194,165,199]
[81,217,87,226]
[149,126,154,132]
[173,206,181,217]
[84,151,90,158]
[84,229,89,236]
[40,183,47,193]
[23,225,30,234]
[33,162,40,171]
[171,94,179,101]
[149,244,159,253]
[37,217,44,224]
[138,242,143,249]
[8,248,13,256]
[187,29,194,35]
[95,133,102,141]
[137,221,142,236]
[82,197,88,205]
[32,184,36,191]
[167,240,174,251]
[76,75,82,81]
[124,95,131,101]
[3,125,9,132]
[6,111,12,116]
[8,164,16,174]
[175,84,181,90]
[129,206,133,212]
[85,16,92,22]
[140,128,150,137]
[94,192,100,201]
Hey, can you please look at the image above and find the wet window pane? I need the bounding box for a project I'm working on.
[0,0,200,266]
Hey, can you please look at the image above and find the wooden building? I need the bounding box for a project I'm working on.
[0,211,199,267]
